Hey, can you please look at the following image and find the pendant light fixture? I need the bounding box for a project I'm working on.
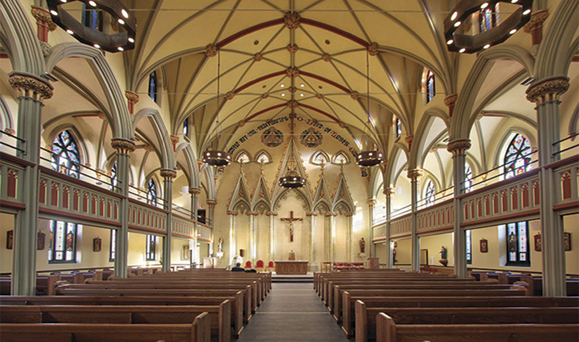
[356,51,384,167]
[279,115,306,188]
[202,50,231,167]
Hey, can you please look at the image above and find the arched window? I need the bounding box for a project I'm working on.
[146,235,157,260]
[149,71,158,103]
[311,150,330,165]
[424,180,435,206]
[147,178,158,207]
[256,151,271,164]
[236,151,250,163]
[110,161,117,191]
[395,117,402,138]
[504,221,530,266]
[182,118,189,136]
[48,220,77,263]
[464,163,473,192]
[426,70,435,103]
[82,3,103,31]
[504,133,532,179]
[51,130,81,178]
[332,152,349,165]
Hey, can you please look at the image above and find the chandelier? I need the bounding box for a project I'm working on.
[203,50,231,167]
[278,115,306,188]
[356,51,384,167]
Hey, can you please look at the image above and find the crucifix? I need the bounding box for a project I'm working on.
[280,211,302,242]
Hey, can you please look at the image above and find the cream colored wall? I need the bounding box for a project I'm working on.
[171,237,191,266]
[127,231,162,267]
[420,232,454,267]
[393,238,411,266]
[564,214,579,275]
[0,213,15,274]
[255,214,270,262]
[374,242,386,265]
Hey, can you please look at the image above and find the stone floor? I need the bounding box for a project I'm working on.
[235,283,353,342]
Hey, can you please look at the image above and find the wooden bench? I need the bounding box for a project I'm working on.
[340,294,579,337]
[521,275,579,296]
[355,300,579,342]
[0,275,61,295]
[0,313,210,342]
[0,294,245,337]
[0,303,230,342]
[375,313,579,342]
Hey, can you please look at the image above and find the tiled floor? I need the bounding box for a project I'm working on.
[236,283,353,342]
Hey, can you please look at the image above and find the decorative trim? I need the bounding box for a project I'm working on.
[322,53,331,62]
[526,77,570,105]
[287,100,299,109]
[227,210,238,216]
[306,211,318,217]
[124,90,139,103]
[111,138,136,154]
[266,211,278,216]
[367,199,377,207]
[254,53,263,62]
[523,9,549,33]
[207,199,217,207]
[407,168,424,181]
[31,6,57,31]
[8,73,53,102]
[367,42,378,56]
[189,188,201,196]
[205,44,218,57]
[287,44,299,54]
[286,67,299,78]
[160,169,177,180]
[447,139,472,156]
[444,94,458,117]
[284,12,301,30]
[350,91,359,101]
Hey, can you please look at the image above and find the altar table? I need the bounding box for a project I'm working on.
[274,260,309,275]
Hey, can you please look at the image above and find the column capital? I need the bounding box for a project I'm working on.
[170,135,179,152]
[444,94,458,117]
[407,168,424,181]
[247,211,259,216]
[8,72,53,103]
[206,199,217,207]
[160,169,177,181]
[447,139,471,156]
[111,138,136,154]
[523,9,549,33]
[31,6,57,31]
[367,198,377,207]
[124,90,140,103]
[306,211,318,217]
[526,77,570,105]
[189,187,201,196]
[325,212,337,217]
[227,210,238,216]
[266,211,278,216]
[345,212,355,217]
[383,186,396,197]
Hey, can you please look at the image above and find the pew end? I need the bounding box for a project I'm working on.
[376,313,396,342]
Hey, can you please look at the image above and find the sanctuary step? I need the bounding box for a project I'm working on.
[272,272,314,283]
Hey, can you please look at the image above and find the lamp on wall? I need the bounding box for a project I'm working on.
[47,0,136,52]
[202,50,232,167]
[356,51,384,167]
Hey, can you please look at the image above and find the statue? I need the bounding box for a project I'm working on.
[217,237,223,252]
[359,238,366,254]
[439,246,448,267]
[508,231,517,252]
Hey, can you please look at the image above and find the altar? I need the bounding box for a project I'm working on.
[274,260,308,275]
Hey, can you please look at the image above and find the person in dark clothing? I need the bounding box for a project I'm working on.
[231,262,245,272]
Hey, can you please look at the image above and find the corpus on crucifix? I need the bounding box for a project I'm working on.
[280,211,302,242]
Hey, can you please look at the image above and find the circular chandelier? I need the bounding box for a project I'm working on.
[279,169,306,189]
[202,150,231,167]
[356,150,384,167]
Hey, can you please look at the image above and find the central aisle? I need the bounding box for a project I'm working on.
[236,283,352,342]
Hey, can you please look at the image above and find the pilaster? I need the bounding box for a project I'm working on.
[384,186,395,268]
[367,199,376,257]
[30,6,56,43]
[407,169,423,271]
[160,169,176,272]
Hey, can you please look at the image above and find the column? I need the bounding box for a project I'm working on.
[160,169,176,272]
[227,211,238,266]
[523,9,550,49]
[124,91,139,115]
[306,212,317,268]
[327,212,336,263]
[407,168,423,272]
[384,186,395,268]
[267,211,277,262]
[111,138,136,278]
[30,6,56,43]
[367,199,376,257]
[346,213,354,262]
[447,140,471,279]
[189,187,201,222]
[207,200,217,227]
[248,211,258,262]
[526,77,570,296]
[8,72,53,295]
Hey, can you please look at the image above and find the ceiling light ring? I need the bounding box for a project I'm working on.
[46,0,136,52]
[444,0,533,53]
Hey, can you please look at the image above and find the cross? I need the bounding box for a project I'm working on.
[280,211,302,242]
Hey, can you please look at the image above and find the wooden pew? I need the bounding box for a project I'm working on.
[0,312,211,342]
[0,302,230,342]
[54,285,253,324]
[375,313,579,342]
[355,300,579,342]
[0,294,244,338]
[521,275,579,296]
[0,275,61,295]
[341,294,579,338]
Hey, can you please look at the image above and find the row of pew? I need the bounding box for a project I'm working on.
[314,269,579,342]
[0,268,272,342]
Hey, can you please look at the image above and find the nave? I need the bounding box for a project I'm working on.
[237,282,351,342]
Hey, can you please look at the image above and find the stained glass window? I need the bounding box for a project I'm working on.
[464,163,473,192]
[109,229,116,262]
[146,235,157,261]
[425,180,435,206]
[332,152,349,165]
[51,130,81,178]
[147,178,157,207]
[183,118,189,136]
[426,70,435,103]
[149,71,158,102]
[311,151,330,165]
[48,220,77,263]
[505,221,530,266]
[110,161,117,191]
[466,229,472,264]
[504,133,532,179]
[395,117,402,138]
[236,152,250,163]
[256,152,271,164]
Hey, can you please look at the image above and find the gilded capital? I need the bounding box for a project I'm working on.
[446,139,471,156]
[407,168,424,181]
[124,90,139,103]
[306,211,318,217]
[526,77,570,105]
[143,144,155,152]
[284,12,301,30]
[31,6,57,30]
[384,186,396,196]
[266,211,278,216]
[8,73,53,102]
[111,138,136,154]
[523,9,549,33]
[207,199,217,207]
[367,199,377,207]
[160,169,177,180]
[189,187,201,196]
[444,94,458,107]
[227,211,238,216]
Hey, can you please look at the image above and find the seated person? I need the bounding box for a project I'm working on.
[245,268,257,273]
[231,262,245,272]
